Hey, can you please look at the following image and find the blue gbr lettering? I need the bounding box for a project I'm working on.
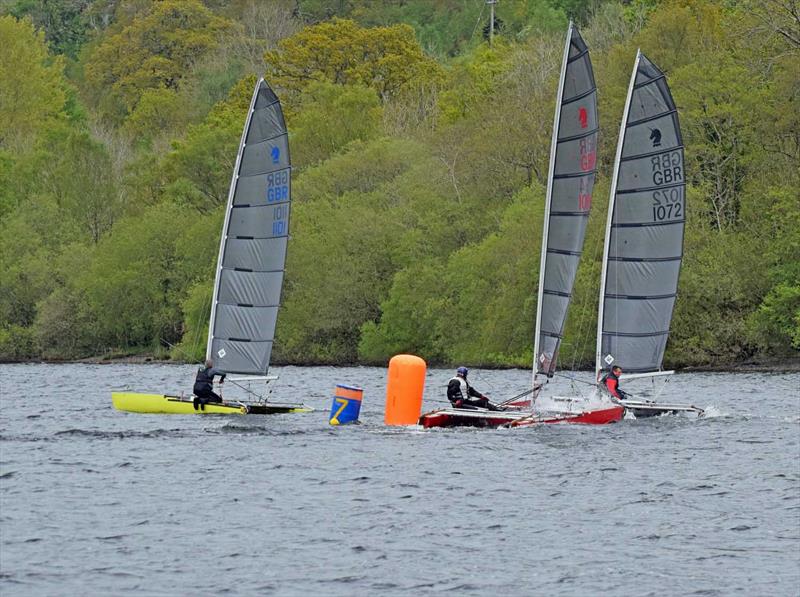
[265,170,290,204]
[271,204,288,236]
[267,186,288,202]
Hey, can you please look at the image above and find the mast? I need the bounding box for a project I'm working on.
[206,78,261,363]
[595,51,641,380]
[532,22,572,392]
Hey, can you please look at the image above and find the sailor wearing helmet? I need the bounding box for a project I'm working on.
[446,367,501,410]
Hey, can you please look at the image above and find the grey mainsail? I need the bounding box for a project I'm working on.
[533,23,598,383]
[207,78,291,375]
[596,52,684,376]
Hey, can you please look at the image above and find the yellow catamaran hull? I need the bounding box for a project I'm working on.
[111,392,312,415]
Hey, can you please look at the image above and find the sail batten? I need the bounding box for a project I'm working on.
[533,23,598,384]
[207,78,291,375]
[596,52,685,377]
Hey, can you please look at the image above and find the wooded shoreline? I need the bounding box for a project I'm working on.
[1,1,798,369]
[5,355,799,374]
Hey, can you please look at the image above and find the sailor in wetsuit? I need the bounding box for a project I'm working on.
[600,365,629,400]
[447,367,500,410]
[193,359,226,410]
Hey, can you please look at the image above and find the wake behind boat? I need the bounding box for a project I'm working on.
[112,78,310,416]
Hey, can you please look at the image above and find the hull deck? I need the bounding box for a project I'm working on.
[621,400,704,418]
[418,405,624,429]
[111,392,312,415]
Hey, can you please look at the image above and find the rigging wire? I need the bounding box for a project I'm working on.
[468,0,487,44]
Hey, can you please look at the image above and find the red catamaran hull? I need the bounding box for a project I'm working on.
[418,405,624,429]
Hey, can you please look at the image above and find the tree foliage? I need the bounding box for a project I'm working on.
[264,18,444,102]
[0,1,797,368]
[0,16,67,150]
[83,0,234,122]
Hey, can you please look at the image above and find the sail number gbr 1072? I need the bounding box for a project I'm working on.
[651,150,683,222]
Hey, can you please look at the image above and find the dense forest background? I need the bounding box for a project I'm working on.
[0,0,797,369]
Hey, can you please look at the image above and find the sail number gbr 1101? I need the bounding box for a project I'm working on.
[265,170,289,236]
[651,150,683,222]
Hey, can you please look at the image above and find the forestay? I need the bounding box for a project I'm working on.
[597,52,685,375]
[207,79,291,375]
[533,23,598,381]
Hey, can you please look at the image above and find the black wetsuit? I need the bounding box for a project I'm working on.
[447,376,498,410]
[193,366,226,408]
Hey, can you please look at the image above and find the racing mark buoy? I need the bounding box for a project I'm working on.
[329,384,363,425]
[384,354,426,425]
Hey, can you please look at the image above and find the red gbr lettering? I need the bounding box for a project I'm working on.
[578,106,588,129]
[579,138,596,172]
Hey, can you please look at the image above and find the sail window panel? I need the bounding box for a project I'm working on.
[553,136,598,177]
[539,292,570,338]
[567,33,587,59]
[547,215,589,254]
[608,224,683,260]
[254,82,278,108]
[613,186,684,225]
[558,93,598,139]
[562,54,593,102]
[246,104,287,145]
[628,84,671,122]
[634,61,662,85]
[602,295,676,335]
[228,204,289,239]
[600,333,667,373]
[209,338,273,376]
[213,305,279,342]
[621,114,681,159]
[543,252,580,295]
[605,260,681,297]
[222,237,287,272]
[218,270,283,307]
[233,169,291,207]
[550,175,594,214]
[239,136,290,177]
[535,334,561,376]
[616,149,685,192]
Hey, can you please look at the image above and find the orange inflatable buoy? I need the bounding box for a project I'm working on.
[384,354,426,425]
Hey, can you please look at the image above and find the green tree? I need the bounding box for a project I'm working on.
[290,81,382,167]
[0,16,67,150]
[264,18,444,102]
[83,0,234,122]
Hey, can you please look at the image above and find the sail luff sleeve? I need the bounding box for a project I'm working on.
[535,25,598,378]
[600,55,685,374]
[208,79,291,375]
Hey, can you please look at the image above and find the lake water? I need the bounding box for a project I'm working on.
[1,364,798,596]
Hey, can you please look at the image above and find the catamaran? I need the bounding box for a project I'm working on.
[420,33,703,429]
[420,23,619,428]
[112,78,311,416]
